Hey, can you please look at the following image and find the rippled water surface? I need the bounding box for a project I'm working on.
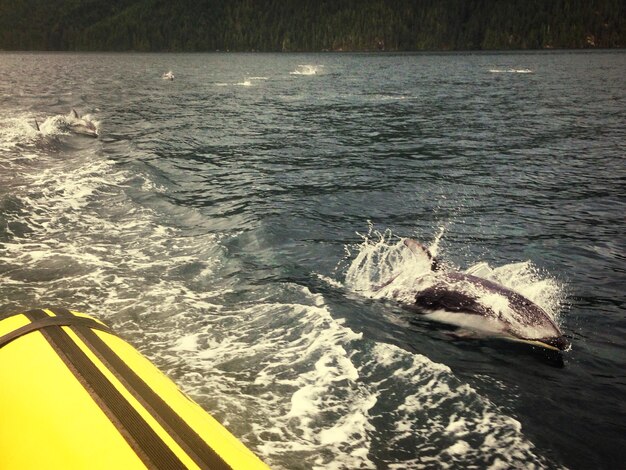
[1,51,625,469]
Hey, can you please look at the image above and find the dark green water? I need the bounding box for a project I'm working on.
[1,51,624,469]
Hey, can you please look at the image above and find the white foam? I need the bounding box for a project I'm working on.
[290,64,323,75]
[171,333,200,352]
[489,68,534,74]
[319,394,376,445]
[315,273,344,289]
[366,94,407,102]
[0,115,43,150]
[446,440,471,455]
[373,343,547,468]
[216,79,256,87]
[161,276,552,468]
[343,225,434,302]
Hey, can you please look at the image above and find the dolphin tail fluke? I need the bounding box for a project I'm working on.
[71,108,79,119]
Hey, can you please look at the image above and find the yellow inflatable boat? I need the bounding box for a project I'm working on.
[0,308,269,469]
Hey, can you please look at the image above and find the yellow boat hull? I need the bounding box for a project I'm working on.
[0,308,268,469]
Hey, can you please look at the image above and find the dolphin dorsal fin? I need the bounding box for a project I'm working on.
[71,108,79,119]
[34,119,40,132]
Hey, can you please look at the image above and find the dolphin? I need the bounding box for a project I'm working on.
[401,239,569,351]
[67,108,98,138]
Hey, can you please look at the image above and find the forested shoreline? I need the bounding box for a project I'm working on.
[0,0,624,52]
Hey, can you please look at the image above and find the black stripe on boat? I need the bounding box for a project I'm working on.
[24,308,187,470]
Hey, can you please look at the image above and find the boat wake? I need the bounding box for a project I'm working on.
[0,149,560,467]
[0,130,562,468]
[169,284,553,469]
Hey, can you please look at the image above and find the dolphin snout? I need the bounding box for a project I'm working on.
[541,335,570,351]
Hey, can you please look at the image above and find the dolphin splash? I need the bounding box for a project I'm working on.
[34,109,98,138]
[398,239,569,351]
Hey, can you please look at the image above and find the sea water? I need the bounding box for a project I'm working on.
[1,51,624,469]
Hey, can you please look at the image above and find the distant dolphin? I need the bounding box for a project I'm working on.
[67,108,98,138]
[401,239,569,351]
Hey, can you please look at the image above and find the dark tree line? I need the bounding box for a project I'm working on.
[0,0,623,51]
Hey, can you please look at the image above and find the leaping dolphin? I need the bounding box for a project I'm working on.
[67,109,98,138]
[401,239,569,351]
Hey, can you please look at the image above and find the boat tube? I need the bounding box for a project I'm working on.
[0,308,269,469]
